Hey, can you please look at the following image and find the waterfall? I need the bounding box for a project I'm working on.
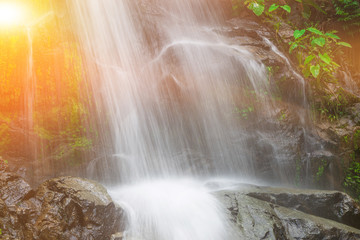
[66,0,305,239]
[24,27,37,162]
[68,0,276,181]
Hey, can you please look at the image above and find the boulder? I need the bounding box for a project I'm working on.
[245,186,360,230]
[18,177,126,240]
[0,171,126,240]
[215,185,360,239]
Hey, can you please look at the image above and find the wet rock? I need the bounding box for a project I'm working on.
[351,103,360,125]
[216,185,360,239]
[0,198,24,239]
[0,171,126,240]
[245,187,360,229]
[20,176,126,240]
[0,170,32,206]
[311,111,360,190]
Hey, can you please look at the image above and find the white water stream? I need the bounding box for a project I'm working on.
[110,179,239,240]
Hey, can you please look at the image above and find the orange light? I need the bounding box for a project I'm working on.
[0,2,26,27]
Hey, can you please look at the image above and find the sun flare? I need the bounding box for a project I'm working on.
[0,2,26,27]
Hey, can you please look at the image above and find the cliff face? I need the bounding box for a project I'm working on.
[224,0,360,197]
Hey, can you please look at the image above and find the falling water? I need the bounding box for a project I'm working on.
[24,27,37,162]
[66,0,305,239]
[25,28,34,133]
[68,0,275,180]
[22,11,56,179]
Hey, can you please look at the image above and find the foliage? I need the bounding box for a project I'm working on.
[344,161,360,200]
[296,0,326,19]
[342,130,360,200]
[289,27,350,84]
[332,0,360,30]
[315,159,327,182]
[233,0,353,121]
[354,129,360,151]
[234,0,291,17]
[316,86,356,121]
[278,110,287,121]
[235,106,254,119]
[233,0,352,85]
[0,0,93,166]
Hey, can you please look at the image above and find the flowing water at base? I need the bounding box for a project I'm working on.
[109,178,238,240]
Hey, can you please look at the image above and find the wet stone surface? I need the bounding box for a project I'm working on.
[0,170,126,240]
[216,184,360,240]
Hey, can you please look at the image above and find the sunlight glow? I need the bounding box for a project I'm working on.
[0,2,26,27]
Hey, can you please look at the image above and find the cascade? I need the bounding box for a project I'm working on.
[66,0,308,239]
[25,27,35,145]
[23,11,56,177]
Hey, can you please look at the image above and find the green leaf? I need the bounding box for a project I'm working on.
[289,43,298,53]
[294,29,306,39]
[312,37,326,47]
[325,33,340,40]
[323,67,330,72]
[249,2,265,16]
[268,4,279,12]
[307,27,323,35]
[319,53,331,65]
[304,55,315,65]
[337,42,352,48]
[310,64,320,78]
[280,5,291,13]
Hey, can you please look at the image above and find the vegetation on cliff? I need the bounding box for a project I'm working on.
[0,0,93,176]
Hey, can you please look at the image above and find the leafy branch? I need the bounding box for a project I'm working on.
[289,27,351,83]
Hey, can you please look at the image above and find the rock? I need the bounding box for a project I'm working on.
[245,187,360,229]
[351,103,360,125]
[0,198,24,239]
[0,170,32,206]
[111,232,124,240]
[277,21,294,43]
[216,185,360,240]
[19,176,126,240]
[0,171,126,240]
